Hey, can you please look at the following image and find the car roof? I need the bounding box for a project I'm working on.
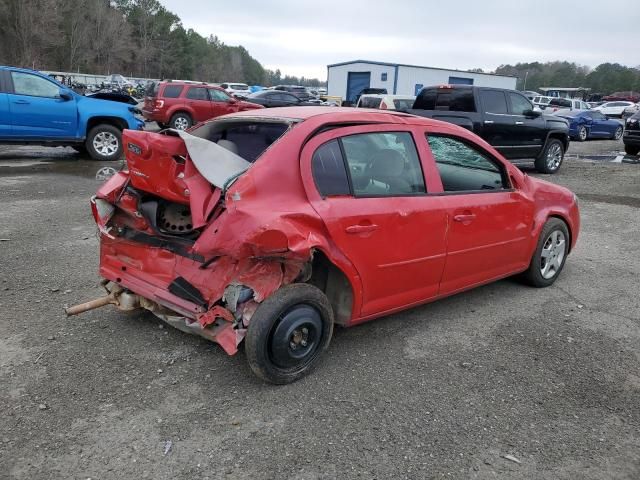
[359,94,416,100]
[226,106,443,126]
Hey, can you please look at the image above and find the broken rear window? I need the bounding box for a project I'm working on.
[189,120,292,163]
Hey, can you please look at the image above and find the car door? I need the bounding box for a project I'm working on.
[0,70,10,136]
[423,133,534,295]
[300,125,448,317]
[506,91,546,158]
[208,88,236,115]
[477,89,520,158]
[589,111,614,137]
[185,86,213,122]
[7,70,78,138]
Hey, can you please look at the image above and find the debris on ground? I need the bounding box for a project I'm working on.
[163,440,172,455]
[502,454,521,464]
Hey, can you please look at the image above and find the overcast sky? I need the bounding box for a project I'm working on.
[162,0,639,80]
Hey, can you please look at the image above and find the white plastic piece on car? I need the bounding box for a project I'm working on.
[177,130,250,189]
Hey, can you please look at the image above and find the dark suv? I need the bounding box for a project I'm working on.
[623,111,640,156]
[404,85,570,173]
[143,81,262,130]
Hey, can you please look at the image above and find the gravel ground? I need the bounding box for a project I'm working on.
[1,137,639,480]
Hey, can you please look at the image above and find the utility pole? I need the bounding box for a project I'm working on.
[523,71,529,91]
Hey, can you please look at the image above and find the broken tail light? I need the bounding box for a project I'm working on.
[91,196,116,237]
[154,99,165,109]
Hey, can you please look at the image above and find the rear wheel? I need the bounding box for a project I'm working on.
[522,218,569,288]
[245,284,334,384]
[169,112,192,131]
[85,124,122,161]
[625,144,640,155]
[577,125,588,142]
[535,138,565,174]
[613,126,623,140]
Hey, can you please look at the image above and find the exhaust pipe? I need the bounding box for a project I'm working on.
[64,283,140,316]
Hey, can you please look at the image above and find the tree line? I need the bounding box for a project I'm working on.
[491,61,640,95]
[0,0,325,87]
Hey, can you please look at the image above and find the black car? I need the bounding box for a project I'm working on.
[246,90,319,108]
[623,111,640,156]
[404,85,570,174]
[272,85,320,103]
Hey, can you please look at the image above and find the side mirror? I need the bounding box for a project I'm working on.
[59,89,73,101]
[523,108,541,118]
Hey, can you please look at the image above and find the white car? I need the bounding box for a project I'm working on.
[532,95,554,110]
[593,101,635,117]
[220,82,250,98]
[356,94,416,110]
[622,102,640,118]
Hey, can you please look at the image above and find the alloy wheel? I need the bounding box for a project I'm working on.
[614,126,623,140]
[92,132,119,157]
[579,126,587,141]
[546,143,563,171]
[174,117,189,130]
[540,230,566,279]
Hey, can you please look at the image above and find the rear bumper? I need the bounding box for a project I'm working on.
[142,109,165,122]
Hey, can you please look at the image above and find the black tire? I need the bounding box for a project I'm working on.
[625,144,640,156]
[245,283,334,384]
[612,126,623,140]
[577,125,588,142]
[535,138,565,174]
[85,124,122,161]
[522,218,570,288]
[169,112,192,131]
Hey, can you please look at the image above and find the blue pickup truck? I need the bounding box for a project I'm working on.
[0,66,144,161]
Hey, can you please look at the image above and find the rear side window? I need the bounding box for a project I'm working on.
[426,135,507,192]
[358,97,382,109]
[312,140,351,197]
[162,85,183,98]
[186,87,208,100]
[480,90,508,114]
[413,88,475,112]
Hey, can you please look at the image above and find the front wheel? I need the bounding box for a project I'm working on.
[612,126,623,140]
[577,125,588,142]
[535,138,565,174]
[85,124,122,161]
[522,218,570,288]
[245,284,334,384]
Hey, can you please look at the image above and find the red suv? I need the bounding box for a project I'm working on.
[143,81,263,130]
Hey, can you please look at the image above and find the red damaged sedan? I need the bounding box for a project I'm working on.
[68,107,580,384]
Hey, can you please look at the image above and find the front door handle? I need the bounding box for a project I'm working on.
[515,121,524,125]
[345,224,378,234]
[13,100,30,105]
[453,213,476,223]
[484,120,494,124]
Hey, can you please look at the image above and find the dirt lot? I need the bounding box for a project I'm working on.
[1,137,639,480]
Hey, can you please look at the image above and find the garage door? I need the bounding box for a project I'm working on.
[347,72,371,104]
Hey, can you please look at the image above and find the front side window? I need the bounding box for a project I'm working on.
[186,87,208,100]
[342,132,426,196]
[426,135,507,192]
[508,92,532,115]
[11,72,60,98]
[480,90,508,114]
[209,89,232,102]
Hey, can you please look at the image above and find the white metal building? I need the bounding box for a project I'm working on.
[327,60,517,104]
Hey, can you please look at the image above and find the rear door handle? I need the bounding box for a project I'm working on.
[13,100,30,105]
[484,120,494,124]
[345,224,378,234]
[515,121,524,125]
[453,214,476,223]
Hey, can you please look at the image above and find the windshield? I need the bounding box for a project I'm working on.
[393,99,415,110]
